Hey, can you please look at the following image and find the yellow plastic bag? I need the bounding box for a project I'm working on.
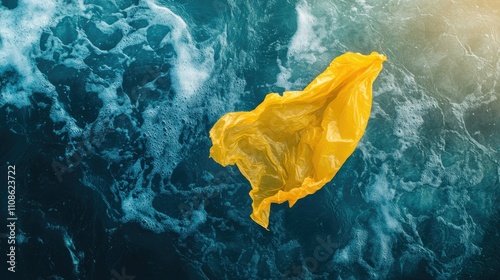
[209,52,386,229]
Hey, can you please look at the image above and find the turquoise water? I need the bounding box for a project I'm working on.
[0,0,499,279]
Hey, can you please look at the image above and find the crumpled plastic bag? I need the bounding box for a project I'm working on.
[209,52,386,229]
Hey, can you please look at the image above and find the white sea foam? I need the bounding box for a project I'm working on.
[0,0,57,108]
[44,224,82,276]
[121,188,179,233]
[49,102,82,138]
[85,0,221,235]
[333,167,400,276]
[0,0,220,236]
[287,1,326,64]
[146,0,212,99]
[275,0,329,90]
[63,231,81,272]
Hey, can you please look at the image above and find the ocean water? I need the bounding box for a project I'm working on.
[0,0,499,279]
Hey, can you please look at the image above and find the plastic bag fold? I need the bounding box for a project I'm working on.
[209,52,386,229]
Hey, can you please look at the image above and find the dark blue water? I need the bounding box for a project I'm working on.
[1,0,499,279]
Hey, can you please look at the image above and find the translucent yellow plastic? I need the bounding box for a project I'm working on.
[209,52,386,229]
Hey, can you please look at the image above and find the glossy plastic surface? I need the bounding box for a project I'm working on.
[210,52,386,229]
